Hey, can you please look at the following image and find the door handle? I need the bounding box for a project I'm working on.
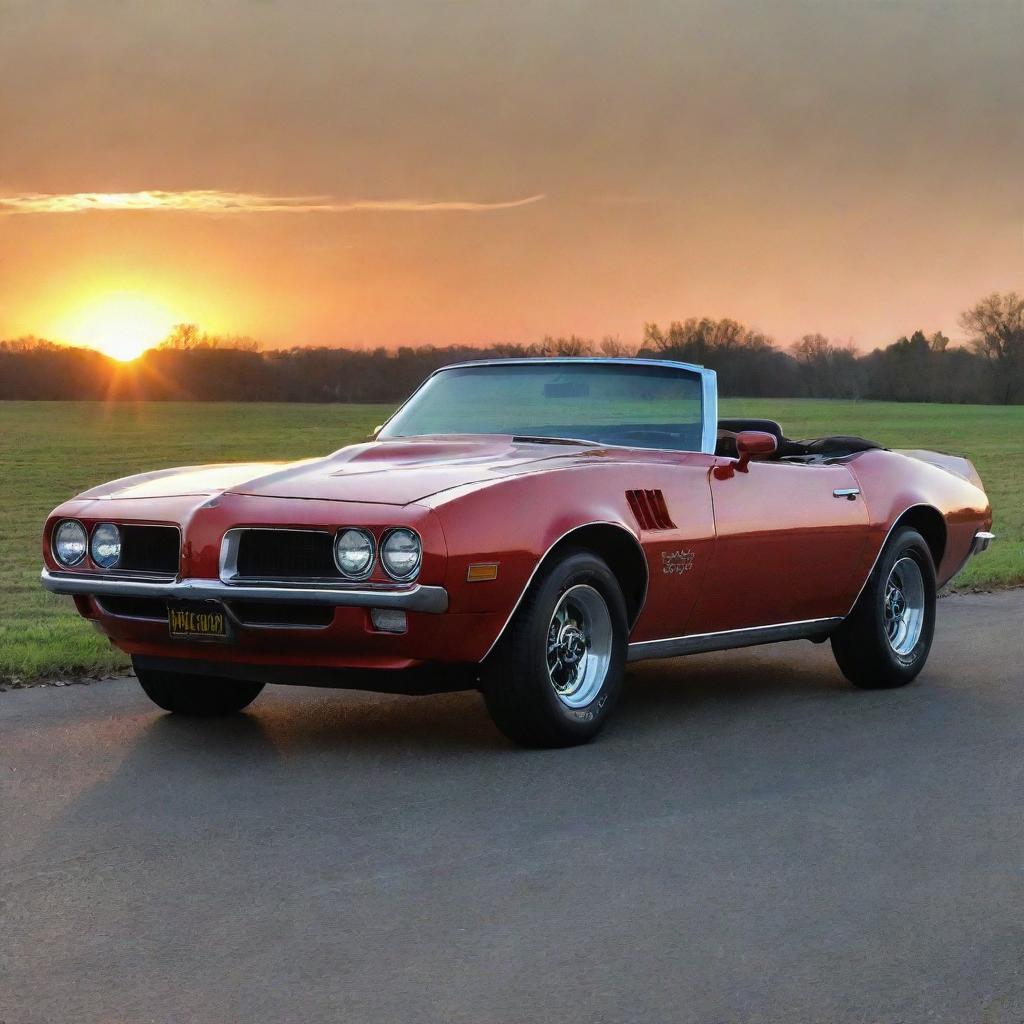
[833,487,860,500]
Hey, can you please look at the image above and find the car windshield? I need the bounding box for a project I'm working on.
[379,362,707,452]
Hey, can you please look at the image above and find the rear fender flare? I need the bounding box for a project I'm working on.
[844,503,946,617]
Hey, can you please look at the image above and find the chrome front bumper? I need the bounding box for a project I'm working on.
[40,569,449,613]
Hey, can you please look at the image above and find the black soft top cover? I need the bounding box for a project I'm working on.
[717,418,885,460]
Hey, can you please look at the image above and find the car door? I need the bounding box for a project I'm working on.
[687,459,870,634]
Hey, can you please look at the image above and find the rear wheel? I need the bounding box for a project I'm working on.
[831,527,936,689]
[482,549,628,747]
[133,659,264,716]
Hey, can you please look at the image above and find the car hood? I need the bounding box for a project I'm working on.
[76,436,602,506]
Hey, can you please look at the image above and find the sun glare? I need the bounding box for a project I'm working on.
[56,293,179,361]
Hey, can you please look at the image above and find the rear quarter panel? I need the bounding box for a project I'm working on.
[847,449,992,588]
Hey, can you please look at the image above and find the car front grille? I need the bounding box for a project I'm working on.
[234,529,339,579]
[118,526,181,574]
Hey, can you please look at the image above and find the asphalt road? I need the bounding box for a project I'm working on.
[2,591,1023,1024]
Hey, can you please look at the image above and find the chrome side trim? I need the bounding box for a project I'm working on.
[478,521,649,662]
[41,569,449,613]
[627,617,841,662]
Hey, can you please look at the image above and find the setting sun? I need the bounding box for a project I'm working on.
[53,293,179,361]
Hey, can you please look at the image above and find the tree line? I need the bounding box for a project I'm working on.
[2,292,1022,404]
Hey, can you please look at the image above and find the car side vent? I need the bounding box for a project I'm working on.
[626,489,676,531]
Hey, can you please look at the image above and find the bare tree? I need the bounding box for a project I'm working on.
[157,324,262,353]
[0,335,55,353]
[536,335,594,357]
[959,292,1024,403]
[643,317,774,355]
[790,334,861,399]
[160,323,204,350]
[598,335,637,358]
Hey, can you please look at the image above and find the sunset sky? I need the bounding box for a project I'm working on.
[1,0,1022,357]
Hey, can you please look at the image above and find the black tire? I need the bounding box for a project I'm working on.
[481,548,628,748]
[133,659,264,716]
[831,526,937,689]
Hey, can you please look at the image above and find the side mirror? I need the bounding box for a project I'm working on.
[734,430,777,471]
[369,424,384,440]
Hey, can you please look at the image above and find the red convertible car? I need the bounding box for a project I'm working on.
[41,358,993,746]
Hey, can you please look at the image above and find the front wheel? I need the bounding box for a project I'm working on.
[481,548,628,748]
[133,659,265,716]
[831,526,936,689]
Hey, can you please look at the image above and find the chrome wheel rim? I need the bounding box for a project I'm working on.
[884,557,925,656]
[546,584,613,708]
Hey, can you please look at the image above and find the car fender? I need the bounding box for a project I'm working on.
[423,465,648,657]
[847,449,992,591]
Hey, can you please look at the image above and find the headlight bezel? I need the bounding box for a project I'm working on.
[333,527,377,580]
[90,522,122,570]
[52,519,88,568]
[380,527,423,582]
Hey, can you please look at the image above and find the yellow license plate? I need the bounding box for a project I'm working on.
[168,602,232,642]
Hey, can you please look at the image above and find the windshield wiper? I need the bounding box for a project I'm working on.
[512,435,600,447]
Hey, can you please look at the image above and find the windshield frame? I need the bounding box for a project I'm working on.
[377,357,719,455]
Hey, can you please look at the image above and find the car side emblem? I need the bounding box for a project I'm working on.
[662,549,695,575]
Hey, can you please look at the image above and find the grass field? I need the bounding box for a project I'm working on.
[1,399,1020,683]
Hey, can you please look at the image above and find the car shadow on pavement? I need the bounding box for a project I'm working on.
[120,640,852,756]
[165,685,506,754]
[16,644,953,898]
[242,688,500,755]
[120,642,852,761]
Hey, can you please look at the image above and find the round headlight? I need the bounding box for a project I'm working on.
[334,528,375,579]
[53,520,88,567]
[381,528,422,581]
[90,523,122,569]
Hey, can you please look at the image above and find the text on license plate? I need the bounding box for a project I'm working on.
[168,602,231,641]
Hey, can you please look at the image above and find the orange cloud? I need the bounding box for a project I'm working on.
[0,190,547,215]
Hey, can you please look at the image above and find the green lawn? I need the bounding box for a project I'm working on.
[1,399,1020,683]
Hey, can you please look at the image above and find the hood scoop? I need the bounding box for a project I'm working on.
[328,437,536,474]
